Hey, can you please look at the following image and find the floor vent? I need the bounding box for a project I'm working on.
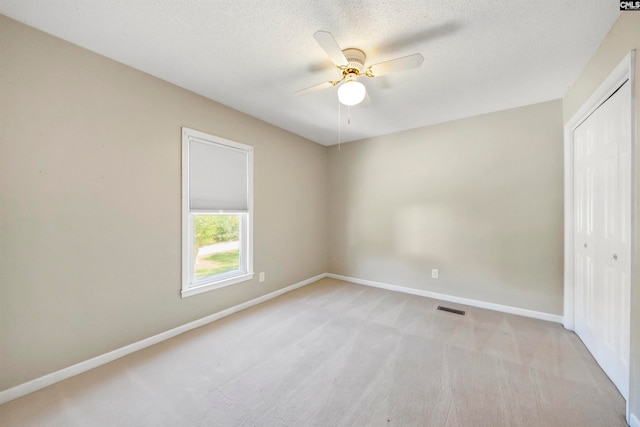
[437,306,465,316]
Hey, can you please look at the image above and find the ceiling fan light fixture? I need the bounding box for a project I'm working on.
[338,80,366,106]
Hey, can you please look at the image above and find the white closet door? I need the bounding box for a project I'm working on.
[574,106,596,352]
[573,81,631,399]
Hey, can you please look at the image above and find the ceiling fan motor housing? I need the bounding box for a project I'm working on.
[342,48,366,75]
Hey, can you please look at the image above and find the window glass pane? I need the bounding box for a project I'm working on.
[193,214,241,281]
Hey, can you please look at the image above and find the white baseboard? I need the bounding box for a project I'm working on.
[327,273,564,324]
[630,412,639,427]
[0,273,327,405]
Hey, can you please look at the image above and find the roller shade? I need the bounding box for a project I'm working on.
[188,139,249,211]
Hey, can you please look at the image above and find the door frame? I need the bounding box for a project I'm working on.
[563,50,636,419]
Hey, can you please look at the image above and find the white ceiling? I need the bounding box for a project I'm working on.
[0,1,620,146]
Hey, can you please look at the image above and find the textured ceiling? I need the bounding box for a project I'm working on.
[0,1,620,146]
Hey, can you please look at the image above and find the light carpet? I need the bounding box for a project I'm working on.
[0,278,627,426]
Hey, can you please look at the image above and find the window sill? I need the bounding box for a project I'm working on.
[181,272,254,298]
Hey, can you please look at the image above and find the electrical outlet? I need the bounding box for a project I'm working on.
[432,269,439,279]
[259,272,265,282]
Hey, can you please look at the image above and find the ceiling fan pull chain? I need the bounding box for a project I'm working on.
[348,105,351,124]
[338,97,341,150]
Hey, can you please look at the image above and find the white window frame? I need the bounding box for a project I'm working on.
[181,127,254,297]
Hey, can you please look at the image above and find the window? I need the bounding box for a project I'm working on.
[181,127,253,297]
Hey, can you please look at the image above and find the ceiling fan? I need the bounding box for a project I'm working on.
[297,31,425,106]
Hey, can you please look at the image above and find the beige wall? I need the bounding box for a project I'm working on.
[327,100,564,315]
[0,16,327,391]
[563,12,640,422]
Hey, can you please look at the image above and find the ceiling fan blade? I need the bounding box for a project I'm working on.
[313,30,349,67]
[295,80,337,96]
[367,53,424,77]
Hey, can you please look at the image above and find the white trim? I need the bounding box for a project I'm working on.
[630,412,640,427]
[0,273,327,405]
[181,271,255,298]
[327,273,563,323]
[563,51,636,331]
